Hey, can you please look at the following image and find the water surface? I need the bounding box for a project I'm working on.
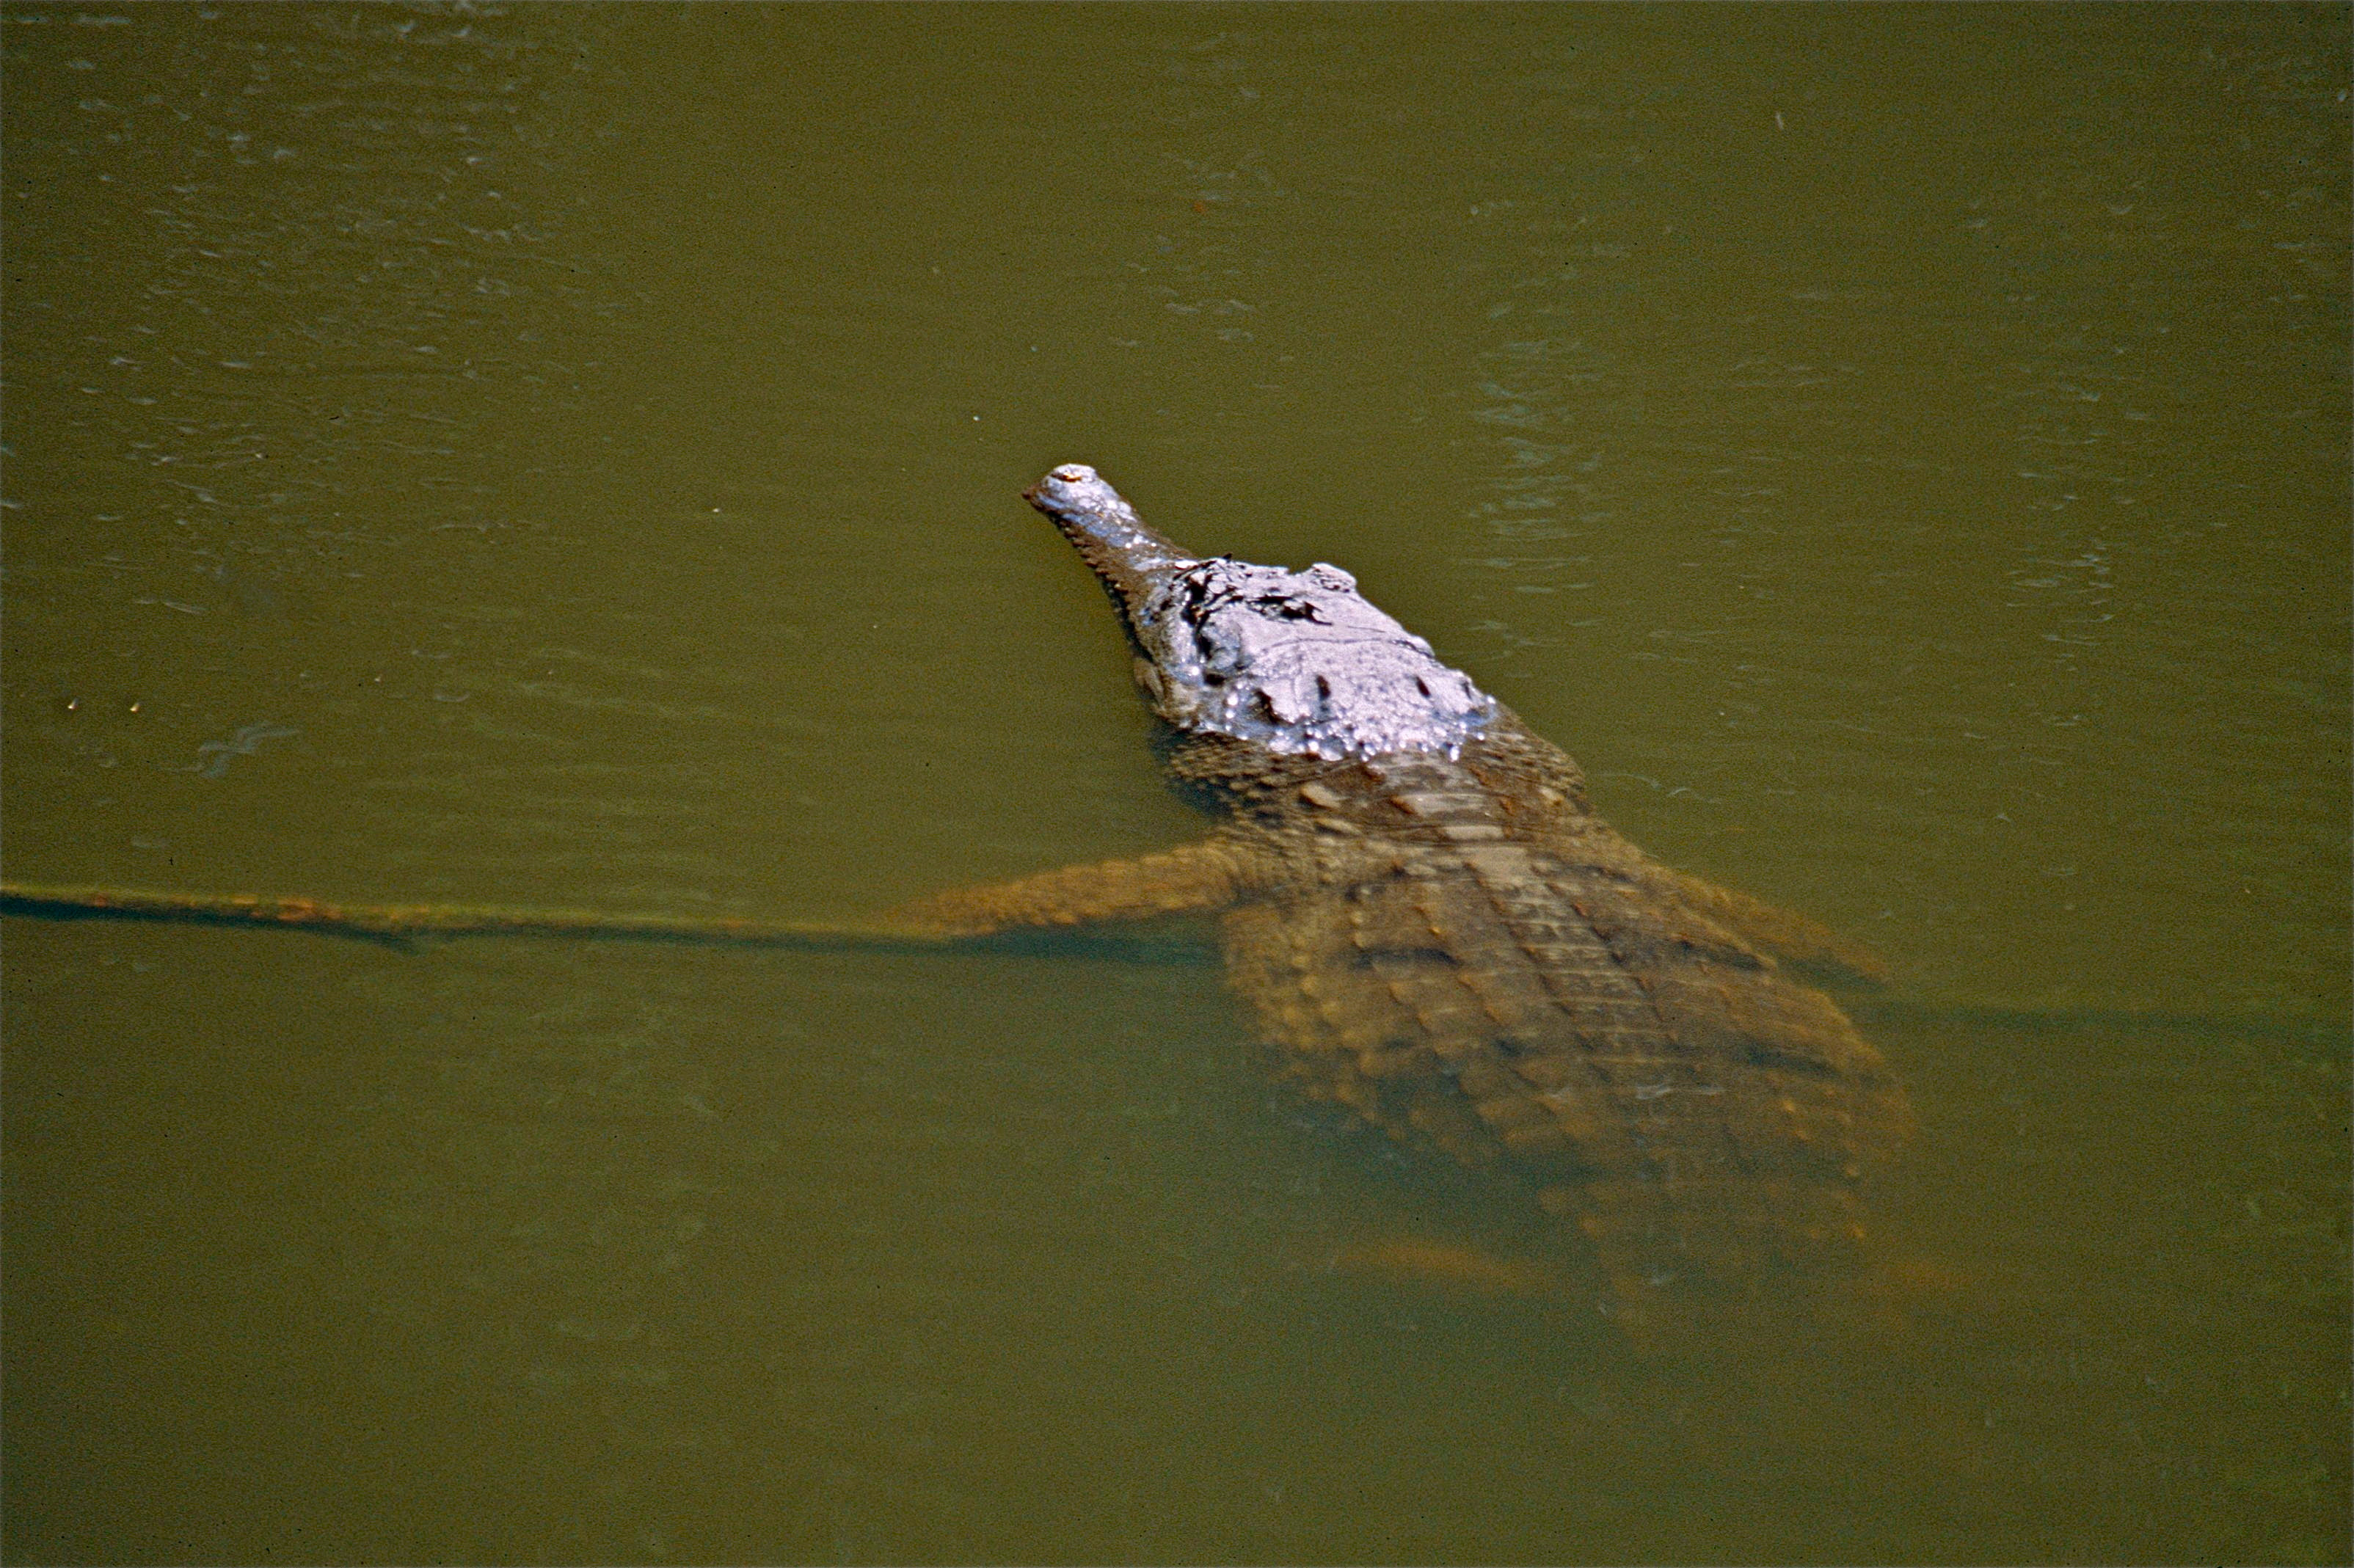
[4,5,2346,1563]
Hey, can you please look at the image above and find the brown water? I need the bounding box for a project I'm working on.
[4,5,2346,1563]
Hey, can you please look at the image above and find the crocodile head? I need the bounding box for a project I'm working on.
[1024,464,1497,762]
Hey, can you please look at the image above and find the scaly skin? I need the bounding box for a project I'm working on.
[892,465,1910,1316]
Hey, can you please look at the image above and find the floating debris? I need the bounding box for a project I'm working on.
[170,721,299,779]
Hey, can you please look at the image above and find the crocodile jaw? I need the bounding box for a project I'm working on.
[1025,464,1498,762]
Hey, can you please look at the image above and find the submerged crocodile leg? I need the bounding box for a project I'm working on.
[1628,860,1890,982]
[886,837,1276,937]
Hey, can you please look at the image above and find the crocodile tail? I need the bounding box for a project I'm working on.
[1219,849,1908,1296]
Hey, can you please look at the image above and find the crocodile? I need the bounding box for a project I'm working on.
[892,464,1912,1319]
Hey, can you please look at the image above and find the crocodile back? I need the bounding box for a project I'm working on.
[1217,831,1911,1299]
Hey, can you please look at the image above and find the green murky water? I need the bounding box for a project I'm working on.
[4,5,2346,1563]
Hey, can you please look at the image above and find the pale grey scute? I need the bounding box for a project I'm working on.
[1134,556,1497,760]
